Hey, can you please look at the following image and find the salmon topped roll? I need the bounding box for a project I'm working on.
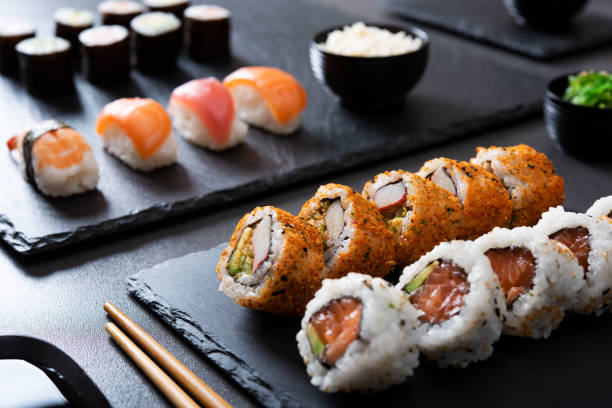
[587,196,612,220]
[296,273,422,392]
[7,120,99,197]
[298,184,396,280]
[470,144,565,227]
[96,97,177,171]
[223,66,307,135]
[362,170,462,267]
[418,158,513,239]
[217,206,325,316]
[168,77,248,150]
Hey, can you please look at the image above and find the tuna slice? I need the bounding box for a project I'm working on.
[431,167,456,196]
[325,200,344,244]
[252,215,272,273]
[374,182,406,211]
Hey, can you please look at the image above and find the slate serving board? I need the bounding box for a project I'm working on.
[128,243,612,408]
[0,0,544,255]
[384,0,612,60]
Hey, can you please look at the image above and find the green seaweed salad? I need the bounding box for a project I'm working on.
[563,70,612,109]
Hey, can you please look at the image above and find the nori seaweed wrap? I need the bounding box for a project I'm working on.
[184,5,230,61]
[16,37,73,94]
[130,12,182,73]
[0,19,35,75]
[79,25,130,83]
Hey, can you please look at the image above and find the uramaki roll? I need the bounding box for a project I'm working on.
[362,170,462,267]
[470,144,564,227]
[418,158,512,239]
[217,206,325,316]
[298,183,396,280]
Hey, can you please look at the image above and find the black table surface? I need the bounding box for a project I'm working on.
[1,0,611,407]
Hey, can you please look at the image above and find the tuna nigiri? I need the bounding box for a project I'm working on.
[168,77,248,150]
[96,97,177,171]
[223,66,307,135]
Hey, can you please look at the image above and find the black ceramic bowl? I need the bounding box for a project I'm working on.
[310,23,429,110]
[544,72,612,159]
[503,0,589,30]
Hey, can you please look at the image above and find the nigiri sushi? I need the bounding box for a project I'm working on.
[96,97,177,171]
[168,77,248,150]
[6,120,99,197]
[223,66,307,135]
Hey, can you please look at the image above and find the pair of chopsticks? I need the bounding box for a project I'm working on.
[104,302,231,408]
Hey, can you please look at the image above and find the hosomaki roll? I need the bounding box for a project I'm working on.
[184,5,230,61]
[474,227,584,338]
[0,19,35,75]
[6,120,99,197]
[217,206,325,316]
[53,8,94,57]
[79,25,130,84]
[362,170,462,267]
[298,184,396,279]
[398,241,505,368]
[535,206,612,315]
[418,158,512,239]
[296,273,422,392]
[16,37,73,94]
[144,0,190,19]
[98,0,145,27]
[131,12,182,73]
[587,196,612,220]
[470,144,564,227]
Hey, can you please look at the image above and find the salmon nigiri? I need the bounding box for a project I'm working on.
[95,97,177,172]
[223,66,307,135]
[168,77,248,151]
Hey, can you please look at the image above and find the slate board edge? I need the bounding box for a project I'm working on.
[1,100,541,256]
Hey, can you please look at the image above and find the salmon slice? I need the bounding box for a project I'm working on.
[96,98,171,159]
[486,247,535,305]
[409,260,469,324]
[309,297,362,366]
[549,227,590,273]
[223,67,307,125]
[170,78,235,145]
[33,128,92,170]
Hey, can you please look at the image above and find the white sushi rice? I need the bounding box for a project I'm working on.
[98,0,145,15]
[184,5,230,20]
[29,149,99,197]
[587,196,612,219]
[131,12,180,36]
[535,206,612,314]
[16,37,70,55]
[54,8,94,27]
[474,227,584,338]
[397,240,505,368]
[470,147,526,208]
[296,273,422,392]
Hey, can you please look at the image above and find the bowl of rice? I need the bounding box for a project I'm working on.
[310,22,429,110]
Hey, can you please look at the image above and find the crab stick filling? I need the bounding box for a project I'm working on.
[373,181,409,237]
[549,227,590,273]
[486,247,535,305]
[228,215,271,280]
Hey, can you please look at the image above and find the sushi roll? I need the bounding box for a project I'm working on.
[6,120,99,197]
[223,67,308,135]
[144,0,190,19]
[217,206,325,316]
[16,37,73,94]
[98,0,145,28]
[131,12,182,73]
[470,144,565,227]
[474,227,584,338]
[168,77,248,150]
[587,196,612,219]
[184,5,230,61]
[296,273,422,392]
[398,241,505,368]
[79,25,130,84]
[535,206,612,314]
[95,97,178,172]
[53,8,94,57]
[362,170,462,267]
[298,184,396,280]
[418,158,512,239]
[0,19,35,75]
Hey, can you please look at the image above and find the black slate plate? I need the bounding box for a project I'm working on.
[384,0,612,60]
[128,243,612,408]
[0,0,544,255]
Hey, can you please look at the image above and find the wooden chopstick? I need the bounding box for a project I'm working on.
[105,322,199,408]
[104,302,232,408]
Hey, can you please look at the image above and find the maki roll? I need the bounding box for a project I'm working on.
[0,19,35,75]
[587,196,612,219]
[79,25,130,84]
[53,8,94,57]
[131,12,182,73]
[296,273,422,392]
[95,97,177,172]
[217,206,325,316]
[470,144,565,227]
[223,67,308,135]
[98,0,145,27]
[474,227,584,338]
[6,120,99,197]
[418,158,512,239]
[184,5,230,61]
[535,206,612,314]
[168,77,248,150]
[362,170,462,267]
[144,0,190,19]
[398,241,505,368]
[16,37,73,94]
[298,183,396,279]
